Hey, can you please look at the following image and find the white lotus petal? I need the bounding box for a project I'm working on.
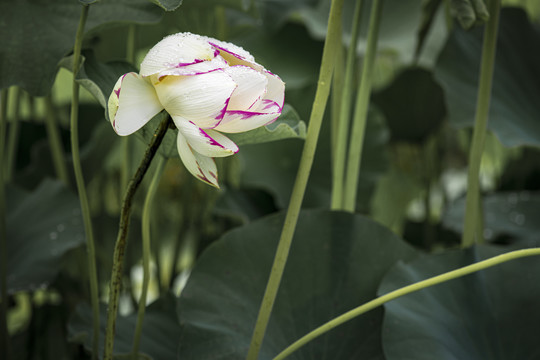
[224,65,268,111]
[263,71,285,110]
[154,70,236,129]
[140,32,218,77]
[214,108,281,133]
[176,119,238,157]
[177,131,219,188]
[110,72,164,136]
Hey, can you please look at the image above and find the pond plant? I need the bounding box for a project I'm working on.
[2,0,540,359]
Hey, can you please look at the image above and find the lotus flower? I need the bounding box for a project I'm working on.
[108,32,285,187]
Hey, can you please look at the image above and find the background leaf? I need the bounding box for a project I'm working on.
[68,294,181,359]
[178,209,417,359]
[5,179,85,293]
[150,0,183,12]
[0,0,162,95]
[379,245,540,360]
[434,7,540,147]
[442,191,540,247]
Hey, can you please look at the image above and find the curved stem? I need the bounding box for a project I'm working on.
[69,6,100,360]
[104,116,171,360]
[44,95,70,185]
[331,0,364,210]
[274,247,540,359]
[343,0,384,212]
[246,0,345,358]
[132,156,166,359]
[462,0,501,247]
[0,88,12,360]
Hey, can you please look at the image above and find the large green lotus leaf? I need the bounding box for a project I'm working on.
[68,294,180,359]
[379,245,540,359]
[0,0,161,96]
[240,108,389,209]
[373,67,446,144]
[177,209,417,359]
[5,179,85,293]
[442,191,540,247]
[434,8,540,147]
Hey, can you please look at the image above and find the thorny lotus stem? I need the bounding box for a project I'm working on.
[462,0,501,247]
[0,88,11,360]
[132,156,166,359]
[343,0,384,212]
[331,0,364,210]
[246,0,345,358]
[44,95,70,185]
[274,246,540,359]
[69,5,100,360]
[104,116,172,360]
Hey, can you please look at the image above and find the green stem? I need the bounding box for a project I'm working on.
[246,0,345,358]
[104,117,171,360]
[0,88,12,360]
[331,0,364,210]
[69,6,100,360]
[274,247,540,359]
[132,156,166,359]
[342,0,384,212]
[330,40,344,164]
[44,96,70,185]
[4,88,21,182]
[462,0,500,247]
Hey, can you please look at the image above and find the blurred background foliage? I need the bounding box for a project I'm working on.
[2,0,540,358]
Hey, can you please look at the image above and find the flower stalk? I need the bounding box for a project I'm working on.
[274,246,540,359]
[343,0,384,212]
[462,0,501,247]
[132,156,166,359]
[4,87,21,182]
[69,5,100,360]
[331,0,364,210]
[0,88,12,360]
[104,116,172,360]
[246,0,345,358]
[44,95,70,185]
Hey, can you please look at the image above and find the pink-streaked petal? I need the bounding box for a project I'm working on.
[177,131,219,188]
[224,65,268,111]
[154,70,236,129]
[176,119,238,157]
[140,32,218,77]
[214,109,281,133]
[206,38,264,71]
[263,71,285,110]
[156,55,228,77]
[109,72,164,136]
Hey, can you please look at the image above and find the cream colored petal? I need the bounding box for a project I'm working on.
[154,70,236,129]
[224,65,268,111]
[110,72,164,136]
[177,131,219,188]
